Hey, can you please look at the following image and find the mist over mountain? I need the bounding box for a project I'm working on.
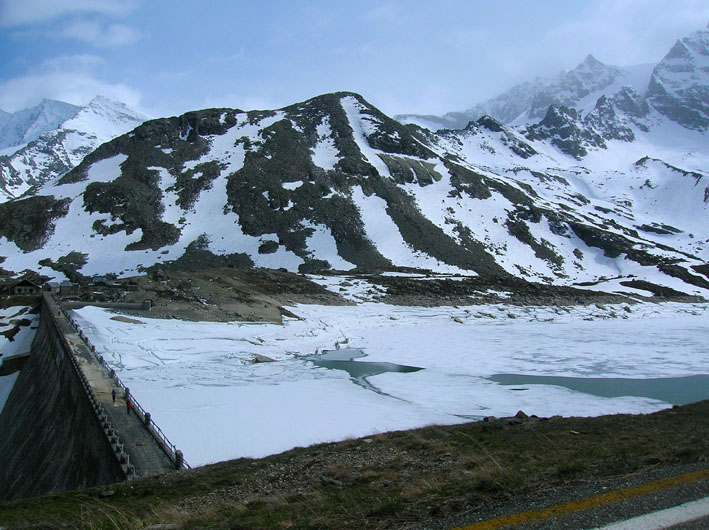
[397,26,709,132]
[0,26,707,301]
[398,55,653,131]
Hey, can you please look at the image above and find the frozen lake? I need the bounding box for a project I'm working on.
[72,301,709,466]
[490,373,709,405]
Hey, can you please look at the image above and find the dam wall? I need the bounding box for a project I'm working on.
[62,300,151,311]
[0,298,125,501]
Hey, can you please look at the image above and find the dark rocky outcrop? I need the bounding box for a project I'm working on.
[523,105,606,159]
[0,195,71,251]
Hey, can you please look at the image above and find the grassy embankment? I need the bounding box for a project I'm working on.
[1,400,707,529]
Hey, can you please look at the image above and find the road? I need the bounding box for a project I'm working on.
[419,465,709,529]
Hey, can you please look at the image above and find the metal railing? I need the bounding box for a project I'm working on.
[46,294,190,470]
[99,357,190,470]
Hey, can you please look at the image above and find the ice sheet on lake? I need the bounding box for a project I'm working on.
[72,301,709,466]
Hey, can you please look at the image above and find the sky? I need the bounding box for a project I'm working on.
[1,0,708,119]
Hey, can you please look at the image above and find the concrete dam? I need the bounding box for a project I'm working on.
[0,295,186,501]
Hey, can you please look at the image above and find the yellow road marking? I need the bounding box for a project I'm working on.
[454,468,709,529]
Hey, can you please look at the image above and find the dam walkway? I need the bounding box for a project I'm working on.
[45,295,187,478]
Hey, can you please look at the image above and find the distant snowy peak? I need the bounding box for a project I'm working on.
[522,54,626,122]
[65,96,148,139]
[59,96,148,154]
[0,96,147,201]
[0,99,81,151]
[396,25,709,176]
[397,55,644,130]
[647,27,709,131]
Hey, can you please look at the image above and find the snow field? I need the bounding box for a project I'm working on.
[72,301,709,466]
[350,185,467,273]
[301,221,355,270]
[311,117,340,171]
[0,307,38,414]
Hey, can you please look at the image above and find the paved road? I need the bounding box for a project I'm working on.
[102,393,176,477]
[419,464,709,530]
[597,496,709,529]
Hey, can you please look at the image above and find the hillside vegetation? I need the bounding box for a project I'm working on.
[1,401,707,529]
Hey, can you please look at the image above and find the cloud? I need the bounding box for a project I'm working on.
[55,20,141,47]
[0,55,142,111]
[42,53,105,72]
[0,0,137,27]
[1,0,141,47]
[547,0,709,66]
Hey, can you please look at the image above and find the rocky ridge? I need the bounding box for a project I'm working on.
[0,88,706,301]
[647,25,709,131]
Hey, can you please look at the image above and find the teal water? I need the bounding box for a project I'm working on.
[305,348,422,393]
[490,374,709,405]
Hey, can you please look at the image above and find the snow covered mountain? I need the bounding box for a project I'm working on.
[397,56,653,131]
[647,26,709,131]
[0,97,147,201]
[0,99,81,151]
[0,90,707,300]
[398,26,709,132]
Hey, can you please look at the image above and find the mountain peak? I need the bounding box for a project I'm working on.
[647,25,709,131]
[83,95,147,118]
[37,97,64,105]
[0,99,81,151]
[87,95,127,108]
[398,51,628,129]
[665,39,692,61]
[569,53,621,78]
[60,96,148,138]
[579,54,604,68]
[88,95,117,107]
[0,97,147,200]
